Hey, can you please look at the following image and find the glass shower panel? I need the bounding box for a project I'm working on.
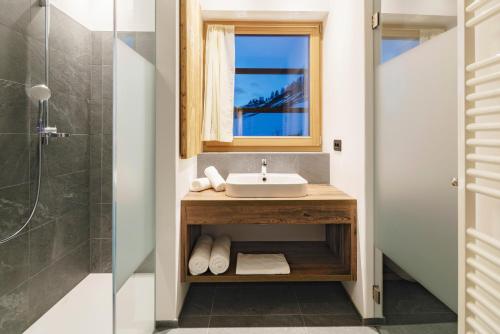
[113,0,156,332]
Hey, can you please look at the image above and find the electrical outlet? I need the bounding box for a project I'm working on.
[334,139,342,152]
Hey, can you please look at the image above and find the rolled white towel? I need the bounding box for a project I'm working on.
[209,235,231,275]
[204,166,226,192]
[190,177,211,192]
[188,235,213,276]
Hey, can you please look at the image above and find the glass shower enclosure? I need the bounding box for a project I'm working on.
[0,0,156,332]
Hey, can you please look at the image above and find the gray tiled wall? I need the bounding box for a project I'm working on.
[89,31,113,273]
[0,3,90,333]
[197,153,330,184]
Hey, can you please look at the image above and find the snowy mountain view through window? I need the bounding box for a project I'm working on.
[234,35,310,136]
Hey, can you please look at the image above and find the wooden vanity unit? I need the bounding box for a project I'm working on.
[181,184,357,283]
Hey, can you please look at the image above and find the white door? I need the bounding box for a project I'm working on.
[458,0,500,333]
[374,0,459,313]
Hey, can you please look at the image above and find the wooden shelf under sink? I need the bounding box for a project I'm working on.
[185,241,353,283]
[180,184,357,283]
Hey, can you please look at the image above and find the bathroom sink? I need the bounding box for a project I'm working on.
[225,173,308,198]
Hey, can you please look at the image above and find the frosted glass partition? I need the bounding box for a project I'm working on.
[113,0,156,332]
[375,28,458,311]
[114,38,155,288]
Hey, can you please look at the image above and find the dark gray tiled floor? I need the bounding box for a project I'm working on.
[179,282,362,328]
[377,322,457,334]
[383,280,457,325]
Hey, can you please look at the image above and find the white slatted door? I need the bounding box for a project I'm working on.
[459,1,500,333]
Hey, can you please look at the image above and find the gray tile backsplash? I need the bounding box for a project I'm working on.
[0,4,91,332]
[197,153,330,184]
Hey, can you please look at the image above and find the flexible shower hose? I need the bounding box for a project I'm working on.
[0,133,43,245]
[1,1,51,245]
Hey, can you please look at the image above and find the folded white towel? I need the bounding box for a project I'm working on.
[204,166,226,192]
[188,235,213,276]
[236,253,291,275]
[209,235,231,275]
[190,177,212,192]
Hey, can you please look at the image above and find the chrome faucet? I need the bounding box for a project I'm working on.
[29,85,70,145]
[37,101,70,144]
[261,159,267,182]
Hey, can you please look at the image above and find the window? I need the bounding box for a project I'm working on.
[234,35,310,137]
[204,22,322,152]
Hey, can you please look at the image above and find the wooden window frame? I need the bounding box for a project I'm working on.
[203,22,323,152]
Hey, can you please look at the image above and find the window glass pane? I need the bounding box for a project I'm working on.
[236,35,309,69]
[234,35,310,137]
[235,74,308,108]
[234,112,309,136]
[381,38,420,63]
[234,73,309,136]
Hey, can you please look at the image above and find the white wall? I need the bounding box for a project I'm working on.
[156,0,198,321]
[201,0,329,21]
[201,0,329,11]
[381,0,456,17]
[323,0,375,318]
[51,0,154,31]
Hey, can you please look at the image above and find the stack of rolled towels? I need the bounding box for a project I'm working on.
[190,166,226,192]
[188,234,231,276]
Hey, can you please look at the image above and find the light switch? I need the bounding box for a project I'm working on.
[334,139,342,152]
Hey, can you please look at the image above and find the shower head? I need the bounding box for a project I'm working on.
[28,84,52,102]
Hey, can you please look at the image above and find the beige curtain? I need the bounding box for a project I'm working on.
[202,25,235,142]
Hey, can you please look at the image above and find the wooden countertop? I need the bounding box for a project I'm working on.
[182,184,355,202]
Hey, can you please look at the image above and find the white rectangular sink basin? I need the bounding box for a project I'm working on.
[225,173,308,198]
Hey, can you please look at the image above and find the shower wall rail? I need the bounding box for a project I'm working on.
[459,0,500,333]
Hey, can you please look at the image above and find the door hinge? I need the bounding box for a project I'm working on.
[372,12,380,30]
[373,285,381,304]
